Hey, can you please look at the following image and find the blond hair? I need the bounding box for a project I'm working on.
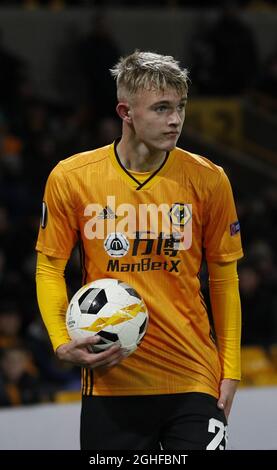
[110,50,189,101]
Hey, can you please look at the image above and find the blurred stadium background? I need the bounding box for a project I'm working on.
[0,0,277,449]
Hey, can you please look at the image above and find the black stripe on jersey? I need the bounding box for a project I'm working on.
[114,138,170,190]
[78,232,88,285]
[200,297,216,344]
[197,268,216,341]
[197,270,208,304]
[88,369,94,395]
[82,367,94,395]
[197,271,207,305]
[199,290,206,304]
[197,270,217,345]
[114,139,141,185]
[136,152,170,190]
[200,298,208,312]
[82,367,87,395]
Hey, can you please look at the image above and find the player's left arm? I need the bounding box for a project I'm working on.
[208,260,241,419]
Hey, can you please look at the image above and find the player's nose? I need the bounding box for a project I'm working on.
[168,110,182,126]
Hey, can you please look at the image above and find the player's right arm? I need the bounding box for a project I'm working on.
[36,252,124,369]
[35,164,124,369]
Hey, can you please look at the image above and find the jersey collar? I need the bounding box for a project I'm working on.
[108,138,175,191]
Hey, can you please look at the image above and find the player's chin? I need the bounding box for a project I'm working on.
[162,141,178,152]
[150,137,178,152]
[163,135,180,151]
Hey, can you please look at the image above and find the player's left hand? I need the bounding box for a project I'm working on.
[217,378,239,419]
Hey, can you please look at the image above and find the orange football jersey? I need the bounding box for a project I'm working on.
[36,141,243,398]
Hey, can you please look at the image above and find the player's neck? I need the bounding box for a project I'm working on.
[117,136,167,173]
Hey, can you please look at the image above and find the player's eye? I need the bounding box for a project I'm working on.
[155,105,168,113]
[177,104,185,112]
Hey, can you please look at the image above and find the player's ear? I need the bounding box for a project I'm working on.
[116,103,132,123]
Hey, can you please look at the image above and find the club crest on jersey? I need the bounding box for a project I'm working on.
[104,232,130,258]
[169,203,192,227]
[41,201,48,229]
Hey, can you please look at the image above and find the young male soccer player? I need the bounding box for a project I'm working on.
[36,51,243,450]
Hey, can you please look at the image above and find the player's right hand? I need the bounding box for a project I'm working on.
[56,336,125,369]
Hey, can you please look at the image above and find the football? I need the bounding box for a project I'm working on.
[66,278,149,355]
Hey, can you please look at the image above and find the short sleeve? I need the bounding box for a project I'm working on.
[36,164,78,259]
[203,169,243,263]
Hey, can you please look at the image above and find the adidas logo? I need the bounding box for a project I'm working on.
[97,206,117,219]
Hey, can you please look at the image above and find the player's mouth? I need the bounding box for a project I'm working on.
[165,131,180,137]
